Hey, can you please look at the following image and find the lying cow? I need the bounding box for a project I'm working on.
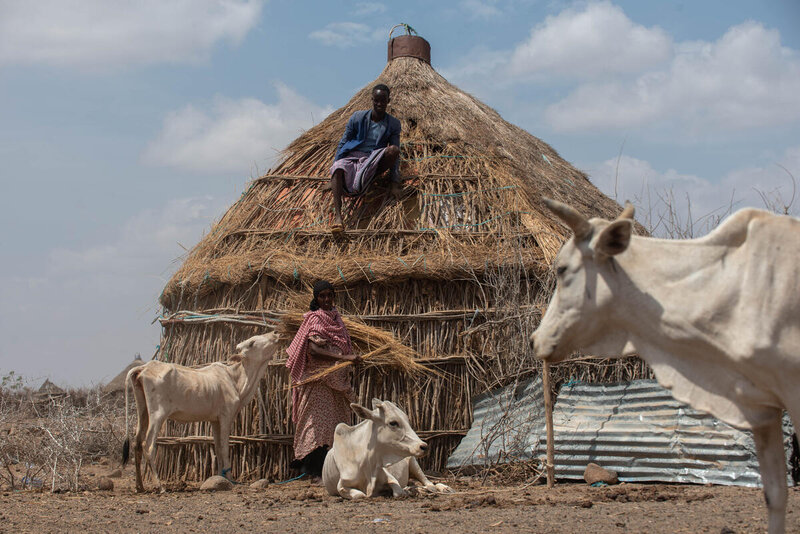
[322,399,453,499]
[530,199,799,534]
[122,331,280,492]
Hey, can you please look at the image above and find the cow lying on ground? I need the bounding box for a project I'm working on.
[122,331,280,492]
[530,199,799,534]
[322,399,453,499]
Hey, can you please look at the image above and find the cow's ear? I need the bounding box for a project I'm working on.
[594,219,632,260]
[351,403,376,421]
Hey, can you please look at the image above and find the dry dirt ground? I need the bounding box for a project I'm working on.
[2,464,799,534]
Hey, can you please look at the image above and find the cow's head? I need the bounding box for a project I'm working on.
[530,198,635,362]
[351,399,428,460]
[236,331,281,365]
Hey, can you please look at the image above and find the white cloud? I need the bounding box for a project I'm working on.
[309,22,383,48]
[0,195,231,386]
[585,146,800,237]
[461,0,502,20]
[354,2,386,16]
[142,84,334,174]
[546,21,800,132]
[509,1,671,79]
[0,0,263,68]
[48,197,220,278]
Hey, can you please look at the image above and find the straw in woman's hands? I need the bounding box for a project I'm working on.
[290,343,426,389]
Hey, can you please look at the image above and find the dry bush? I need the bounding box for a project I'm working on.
[33,388,125,491]
[621,163,796,240]
[0,383,45,490]
[0,376,126,492]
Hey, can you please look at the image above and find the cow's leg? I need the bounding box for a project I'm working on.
[381,467,406,498]
[131,383,149,493]
[752,414,787,534]
[210,421,223,477]
[143,411,167,493]
[213,420,232,480]
[337,478,367,500]
[408,457,453,493]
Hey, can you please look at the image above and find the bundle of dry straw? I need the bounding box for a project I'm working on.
[277,310,430,384]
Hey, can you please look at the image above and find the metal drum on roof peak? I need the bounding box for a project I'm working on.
[388,35,431,64]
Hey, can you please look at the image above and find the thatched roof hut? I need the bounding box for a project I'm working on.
[102,355,144,394]
[154,34,650,482]
[35,379,66,401]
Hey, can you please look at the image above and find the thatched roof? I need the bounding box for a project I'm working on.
[103,356,144,393]
[37,379,64,395]
[160,52,622,305]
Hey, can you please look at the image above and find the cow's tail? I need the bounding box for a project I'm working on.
[121,368,133,467]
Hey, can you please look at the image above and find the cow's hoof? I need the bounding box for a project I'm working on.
[434,483,454,493]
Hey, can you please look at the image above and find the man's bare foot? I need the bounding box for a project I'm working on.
[331,217,344,234]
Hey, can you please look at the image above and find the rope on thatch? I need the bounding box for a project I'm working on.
[159,307,538,327]
[159,311,279,327]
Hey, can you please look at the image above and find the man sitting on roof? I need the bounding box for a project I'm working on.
[329,83,401,233]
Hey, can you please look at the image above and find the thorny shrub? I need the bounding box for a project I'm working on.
[0,378,126,492]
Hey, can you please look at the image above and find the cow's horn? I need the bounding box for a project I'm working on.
[617,201,635,220]
[543,198,592,240]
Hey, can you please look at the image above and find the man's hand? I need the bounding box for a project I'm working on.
[390,182,403,199]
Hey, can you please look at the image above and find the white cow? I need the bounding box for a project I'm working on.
[322,399,453,499]
[122,331,280,492]
[530,199,799,534]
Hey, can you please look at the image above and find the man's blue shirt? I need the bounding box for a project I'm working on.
[334,109,401,161]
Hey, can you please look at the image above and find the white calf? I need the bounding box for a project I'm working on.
[322,399,453,499]
[122,331,280,492]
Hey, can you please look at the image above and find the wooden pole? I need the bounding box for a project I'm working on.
[542,360,555,488]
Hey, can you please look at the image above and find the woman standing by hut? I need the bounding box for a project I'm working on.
[286,280,360,478]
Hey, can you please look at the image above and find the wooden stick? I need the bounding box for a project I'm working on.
[542,360,555,488]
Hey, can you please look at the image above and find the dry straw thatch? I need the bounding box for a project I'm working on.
[153,36,651,482]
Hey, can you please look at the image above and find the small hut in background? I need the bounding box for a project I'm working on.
[102,355,144,394]
[35,379,66,402]
[154,31,650,482]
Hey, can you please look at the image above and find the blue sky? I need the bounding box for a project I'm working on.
[1,0,798,386]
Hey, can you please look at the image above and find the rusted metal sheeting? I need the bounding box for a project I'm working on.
[446,377,544,469]
[448,379,795,487]
[387,35,431,63]
[553,380,767,486]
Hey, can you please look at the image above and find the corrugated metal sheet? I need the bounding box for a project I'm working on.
[447,377,544,468]
[447,379,796,487]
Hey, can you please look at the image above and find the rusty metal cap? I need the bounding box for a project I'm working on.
[388,34,431,64]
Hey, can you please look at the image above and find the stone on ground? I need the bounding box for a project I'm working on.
[97,477,114,491]
[250,478,270,489]
[583,463,618,485]
[200,475,234,491]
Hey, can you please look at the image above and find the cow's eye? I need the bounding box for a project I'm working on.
[556,266,567,276]
[389,421,399,428]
